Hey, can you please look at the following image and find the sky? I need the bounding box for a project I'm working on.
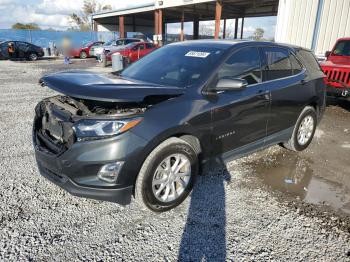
[0,0,276,38]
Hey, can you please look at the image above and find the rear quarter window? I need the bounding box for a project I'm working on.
[296,50,321,73]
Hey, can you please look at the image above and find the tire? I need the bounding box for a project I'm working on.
[283,106,317,151]
[80,51,87,59]
[135,137,198,212]
[28,53,38,61]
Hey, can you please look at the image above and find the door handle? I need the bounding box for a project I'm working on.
[257,90,270,100]
[301,79,308,85]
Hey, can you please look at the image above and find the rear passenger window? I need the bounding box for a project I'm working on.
[296,50,321,72]
[290,54,303,75]
[217,47,262,85]
[261,47,292,81]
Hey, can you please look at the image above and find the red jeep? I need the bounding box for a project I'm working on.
[320,37,350,100]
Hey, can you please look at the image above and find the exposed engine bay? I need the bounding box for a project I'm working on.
[33,95,148,154]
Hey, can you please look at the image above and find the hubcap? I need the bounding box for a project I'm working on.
[297,115,314,145]
[30,54,37,60]
[152,154,191,203]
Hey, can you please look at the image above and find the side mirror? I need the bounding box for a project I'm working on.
[325,51,331,57]
[214,78,248,91]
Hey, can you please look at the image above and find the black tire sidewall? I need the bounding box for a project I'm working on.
[293,108,317,151]
[141,143,198,212]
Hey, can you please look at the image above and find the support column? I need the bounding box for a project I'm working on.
[158,9,163,46]
[119,16,125,38]
[154,9,159,35]
[180,10,185,41]
[193,17,199,40]
[214,1,222,39]
[223,19,226,39]
[240,17,244,39]
[132,16,136,32]
[93,20,98,31]
[234,18,238,39]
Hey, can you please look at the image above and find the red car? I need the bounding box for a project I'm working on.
[71,41,104,59]
[106,42,157,63]
[320,37,350,99]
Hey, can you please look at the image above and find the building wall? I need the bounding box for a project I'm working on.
[275,0,350,55]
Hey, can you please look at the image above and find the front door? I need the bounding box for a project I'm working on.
[209,46,270,156]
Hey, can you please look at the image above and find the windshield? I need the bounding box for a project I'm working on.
[332,40,350,56]
[121,44,229,88]
[104,41,113,46]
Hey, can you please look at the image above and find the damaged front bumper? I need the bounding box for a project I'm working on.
[33,129,148,205]
[32,98,149,205]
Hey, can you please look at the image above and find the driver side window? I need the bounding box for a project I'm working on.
[217,47,262,85]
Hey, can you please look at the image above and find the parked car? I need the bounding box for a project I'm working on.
[94,38,143,58]
[0,41,44,61]
[70,41,104,59]
[33,40,326,212]
[106,42,157,64]
[320,37,350,100]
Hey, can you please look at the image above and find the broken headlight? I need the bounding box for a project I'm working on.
[73,118,142,140]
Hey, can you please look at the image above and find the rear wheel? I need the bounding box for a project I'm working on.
[80,51,87,59]
[135,137,198,212]
[283,106,317,151]
[28,53,38,61]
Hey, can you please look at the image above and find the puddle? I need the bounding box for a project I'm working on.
[246,153,350,215]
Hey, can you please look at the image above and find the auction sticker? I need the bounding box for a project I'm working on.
[185,51,210,58]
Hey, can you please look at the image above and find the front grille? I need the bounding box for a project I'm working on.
[323,68,350,87]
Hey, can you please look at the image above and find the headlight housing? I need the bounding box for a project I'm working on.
[73,118,142,140]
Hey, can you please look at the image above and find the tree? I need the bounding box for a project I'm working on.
[252,28,264,41]
[12,23,41,30]
[68,0,112,31]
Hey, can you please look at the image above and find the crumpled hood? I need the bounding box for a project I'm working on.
[40,71,184,102]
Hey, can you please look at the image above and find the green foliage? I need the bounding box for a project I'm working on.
[252,28,264,41]
[68,0,112,31]
[11,23,41,30]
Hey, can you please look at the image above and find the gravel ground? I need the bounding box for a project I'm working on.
[0,59,349,261]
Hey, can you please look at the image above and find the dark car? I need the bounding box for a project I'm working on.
[33,40,326,212]
[0,41,44,61]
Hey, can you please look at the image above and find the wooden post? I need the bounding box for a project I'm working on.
[154,10,159,36]
[158,9,163,45]
[223,19,226,39]
[119,16,125,38]
[234,18,238,39]
[240,17,244,39]
[193,17,199,40]
[93,20,98,31]
[180,10,185,41]
[214,1,222,39]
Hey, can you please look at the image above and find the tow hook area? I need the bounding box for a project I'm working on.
[341,90,349,97]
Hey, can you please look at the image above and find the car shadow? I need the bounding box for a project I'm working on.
[178,157,231,261]
[327,96,350,111]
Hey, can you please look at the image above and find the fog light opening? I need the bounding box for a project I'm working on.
[97,162,124,183]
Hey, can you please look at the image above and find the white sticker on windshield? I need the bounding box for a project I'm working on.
[185,51,210,58]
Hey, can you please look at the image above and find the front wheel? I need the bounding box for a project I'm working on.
[28,53,38,61]
[283,106,317,151]
[135,137,198,212]
[80,51,87,59]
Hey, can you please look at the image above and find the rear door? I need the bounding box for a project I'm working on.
[260,46,307,135]
[210,46,270,155]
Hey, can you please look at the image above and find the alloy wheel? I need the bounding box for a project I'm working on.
[297,115,314,145]
[152,153,191,203]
